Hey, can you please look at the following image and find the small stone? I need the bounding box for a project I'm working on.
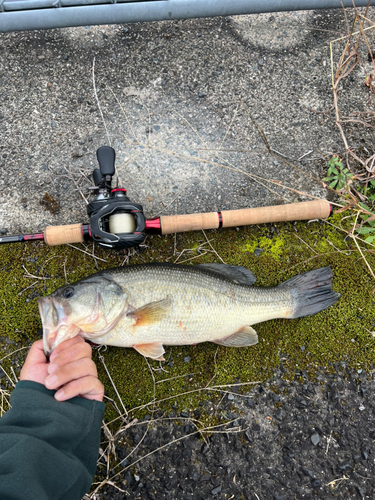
[302,467,314,477]
[154,125,160,131]
[254,248,263,257]
[311,479,321,488]
[198,92,206,98]
[211,486,222,495]
[134,475,140,482]
[274,494,287,500]
[338,459,353,471]
[311,433,320,445]
[361,446,370,460]
[201,443,209,455]
[258,59,264,65]
[0,228,7,234]
[51,121,57,128]
[301,346,305,352]
[275,409,284,421]
[123,470,132,484]
[200,473,211,481]
[228,393,235,401]
[184,356,191,363]
[180,411,189,418]
[359,404,365,411]
[357,486,367,500]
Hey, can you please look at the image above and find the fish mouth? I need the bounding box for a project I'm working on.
[38,296,77,357]
[38,296,56,357]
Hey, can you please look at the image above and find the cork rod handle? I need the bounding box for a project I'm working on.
[160,200,331,235]
[44,224,84,246]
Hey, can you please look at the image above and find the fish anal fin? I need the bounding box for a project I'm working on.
[214,326,258,347]
[128,297,172,326]
[133,342,165,360]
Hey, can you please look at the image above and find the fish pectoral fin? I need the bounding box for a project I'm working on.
[128,297,172,326]
[214,326,258,347]
[133,342,166,360]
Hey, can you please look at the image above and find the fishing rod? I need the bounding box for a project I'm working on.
[1,146,332,250]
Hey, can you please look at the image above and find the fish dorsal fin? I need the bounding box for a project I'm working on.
[214,326,258,347]
[133,342,165,360]
[198,264,256,286]
[128,297,172,326]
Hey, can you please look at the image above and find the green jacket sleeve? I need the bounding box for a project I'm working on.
[0,380,105,500]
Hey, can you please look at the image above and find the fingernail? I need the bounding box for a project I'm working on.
[55,389,64,400]
[46,374,57,387]
[48,363,58,374]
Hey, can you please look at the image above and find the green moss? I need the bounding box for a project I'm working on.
[241,233,285,260]
[0,212,374,422]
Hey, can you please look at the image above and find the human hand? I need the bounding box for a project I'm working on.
[20,337,104,402]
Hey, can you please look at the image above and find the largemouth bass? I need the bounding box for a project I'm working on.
[38,263,339,360]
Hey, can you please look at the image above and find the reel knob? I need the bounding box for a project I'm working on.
[97,146,115,176]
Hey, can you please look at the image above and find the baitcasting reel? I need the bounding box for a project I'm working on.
[86,146,146,249]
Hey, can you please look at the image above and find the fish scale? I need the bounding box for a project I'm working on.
[39,263,339,359]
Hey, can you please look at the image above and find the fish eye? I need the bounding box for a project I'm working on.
[63,287,74,299]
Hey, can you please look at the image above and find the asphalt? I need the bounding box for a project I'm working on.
[95,364,375,500]
[0,8,373,235]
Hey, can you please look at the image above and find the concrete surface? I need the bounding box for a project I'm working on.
[0,7,374,235]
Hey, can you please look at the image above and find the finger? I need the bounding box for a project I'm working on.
[49,335,86,362]
[55,376,105,402]
[48,341,92,374]
[45,357,97,390]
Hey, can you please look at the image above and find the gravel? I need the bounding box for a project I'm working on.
[97,363,375,500]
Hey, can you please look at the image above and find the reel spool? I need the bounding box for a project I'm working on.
[109,213,136,234]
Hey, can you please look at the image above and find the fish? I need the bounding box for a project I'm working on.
[38,263,339,360]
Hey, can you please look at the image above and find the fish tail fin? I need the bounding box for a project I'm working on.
[279,266,339,318]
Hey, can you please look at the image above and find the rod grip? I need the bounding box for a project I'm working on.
[221,199,331,227]
[160,200,331,234]
[160,212,220,235]
[44,224,84,246]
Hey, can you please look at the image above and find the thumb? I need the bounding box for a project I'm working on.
[24,339,47,365]
[20,339,48,382]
